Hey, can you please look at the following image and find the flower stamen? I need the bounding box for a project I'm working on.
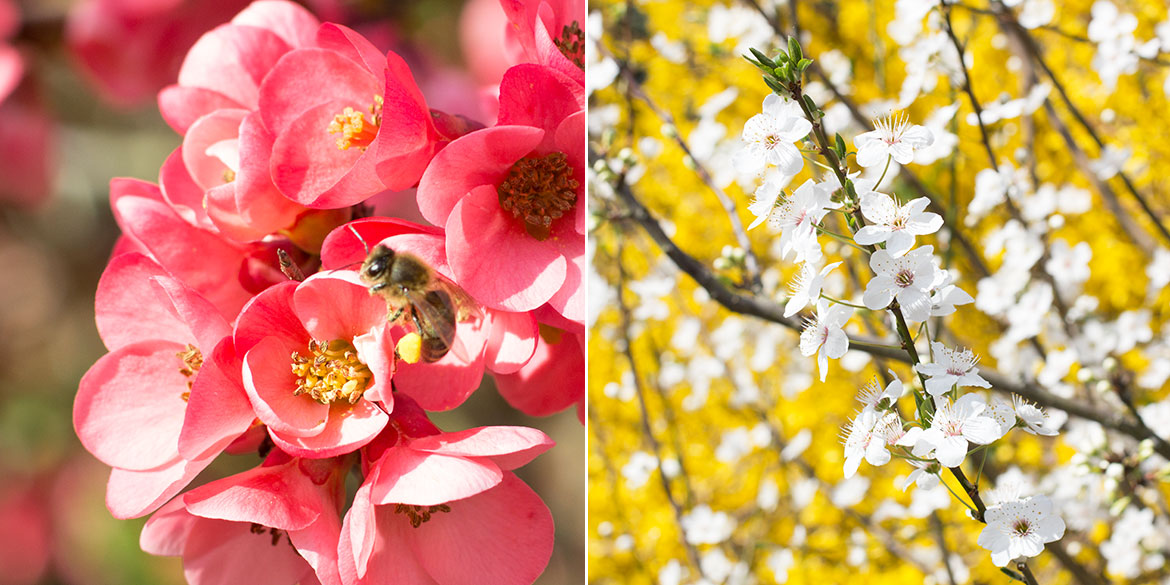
[554,21,584,69]
[290,339,372,405]
[497,151,578,241]
[327,95,384,151]
[395,503,451,528]
[176,344,203,402]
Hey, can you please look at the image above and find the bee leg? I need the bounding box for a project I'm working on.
[387,306,404,323]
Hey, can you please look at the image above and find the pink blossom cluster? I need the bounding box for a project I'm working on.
[74,1,584,583]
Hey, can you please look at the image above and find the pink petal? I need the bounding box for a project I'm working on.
[159,147,212,229]
[483,309,538,375]
[269,99,383,208]
[75,340,190,470]
[182,109,246,192]
[497,64,584,145]
[242,336,329,437]
[0,45,23,104]
[416,125,544,226]
[113,194,254,318]
[362,514,441,585]
[546,243,584,324]
[339,471,377,580]
[182,517,313,585]
[183,460,323,530]
[407,473,553,585]
[178,23,293,110]
[106,455,215,519]
[95,253,193,350]
[446,185,566,311]
[269,399,388,459]
[318,217,443,271]
[233,281,305,353]
[157,85,244,134]
[370,447,502,506]
[392,332,486,412]
[140,498,193,556]
[494,327,583,417]
[370,50,434,191]
[231,0,319,48]
[150,274,232,351]
[553,109,587,235]
[236,110,305,231]
[293,271,388,342]
[351,322,396,404]
[408,426,553,470]
[259,48,381,136]
[178,337,256,460]
[314,23,386,87]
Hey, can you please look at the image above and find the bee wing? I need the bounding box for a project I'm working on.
[428,272,484,323]
[402,289,458,357]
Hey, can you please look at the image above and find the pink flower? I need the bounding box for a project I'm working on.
[417,64,584,320]
[76,254,253,518]
[66,0,252,107]
[0,0,22,105]
[500,0,585,87]
[141,452,348,585]
[338,398,555,585]
[233,272,396,458]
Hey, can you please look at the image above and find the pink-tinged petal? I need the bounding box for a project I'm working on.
[75,340,189,470]
[416,126,544,225]
[497,64,584,145]
[150,275,232,351]
[158,86,244,134]
[530,2,585,85]
[206,182,268,243]
[231,0,319,48]
[159,147,212,229]
[183,460,322,530]
[351,322,396,404]
[95,253,192,350]
[483,309,538,375]
[109,178,164,223]
[179,338,256,460]
[113,194,253,318]
[178,24,293,110]
[259,48,381,135]
[407,473,553,585]
[392,336,487,412]
[236,111,305,232]
[294,271,388,341]
[287,470,344,585]
[243,336,329,437]
[340,470,377,580]
[234,281,305,353]
[553,109,587,235]
[370,447,503,506]
[270,400,388,459]
[269,99,383,208]
[106,455,214,519]
[371,51,435,191]
[494,328,583,417]
[446,185,567,311]
[182,517,313,585]
[183,109,246,192]
[140,498,193,556]
[363,514,441,585]
[0,98,53,210]
[315,23,386,87]
[546,243,584,323]
[318,217,443,270]
[409,427,553,470]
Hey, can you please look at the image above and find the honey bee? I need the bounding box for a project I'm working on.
[355,233,482,363]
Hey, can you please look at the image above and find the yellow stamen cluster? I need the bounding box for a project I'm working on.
[222,168,236,183]
[555,21,584,69]
[327,95,384,151]
[395,503,451,528]
[290,339,372,405]
[497,151,578,241]
[176,344,203,402]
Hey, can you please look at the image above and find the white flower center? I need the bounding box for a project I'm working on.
[895,269,915,288]
[1012,518,1033,536]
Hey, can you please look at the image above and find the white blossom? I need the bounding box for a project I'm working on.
[977,494,1066,567]
[770,179,840,263]
[853,192,943,256]
[1013,396,1060,436]
[914,394,1003,468]
[681,505,735,545]
[800,299,853,382]
[915,341,991,397]
[735,94,811,176]
[862,245,937,322]
[784,261,842,317]
[1046,239,1092,291]
[854,112,934,167]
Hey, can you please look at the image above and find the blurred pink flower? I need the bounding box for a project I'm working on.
[0,477,50,585]
[67,0,250,107]
[500,0,585,87]
[494,324,583,417]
